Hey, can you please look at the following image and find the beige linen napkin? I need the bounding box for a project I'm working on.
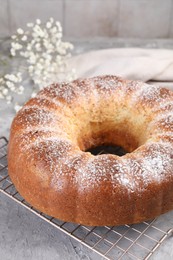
[69,48,173,90]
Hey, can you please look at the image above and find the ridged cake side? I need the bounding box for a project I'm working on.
[8,75,173,226]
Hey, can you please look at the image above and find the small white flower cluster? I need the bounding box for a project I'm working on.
[0,73,23,104]
[0,18,76,111]
[11,18,76,88]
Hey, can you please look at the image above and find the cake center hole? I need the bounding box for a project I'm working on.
[87,145,127,156]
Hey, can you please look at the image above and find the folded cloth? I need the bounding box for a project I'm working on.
[69,48,173,84]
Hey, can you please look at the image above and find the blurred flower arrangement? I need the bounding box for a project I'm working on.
[0,18,76,111]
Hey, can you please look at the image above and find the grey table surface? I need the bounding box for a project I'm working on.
[1,38,173,260]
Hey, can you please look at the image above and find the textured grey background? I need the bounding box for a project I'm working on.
[0,192,104,260]
[0,0,173,38]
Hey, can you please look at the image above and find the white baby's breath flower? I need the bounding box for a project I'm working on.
[27,22,34,27]
[19,51,26,57]
[10,49,16,56]
[58,47,66,55]
[21,35,27,41]
[34,69,42,76]
[17,72,22,80]
[36,63,43,70]
[2,88,8,95]
[11,42,23,51]
[28,53,37,64]
[26,44,32,51]
[1,17,76,110]
[50,27,57,34]
[56,32,62,39]
[17,28,24,35]
[33,24,45,37]
[49,17,54,23]
[5,74,19,83]
[31,91,37,98]
[28,65,34,73]
[4,74,10,80]
[6,81,14,89]
[36,19,41,25]
[14,104,22,112]
[10,85,15,91]
[35,43,41,51]
[55,21,62,30]
[46,21,52,29]
[11,35,17,39]
[17,85,24,94]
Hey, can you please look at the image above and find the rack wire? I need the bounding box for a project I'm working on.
[0,136,173,260]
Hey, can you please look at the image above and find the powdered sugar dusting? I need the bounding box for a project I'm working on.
[14,106,55,130]
[77,156,112,189]
[28,137,84,191]
[27,137,76,171]
[26,138,172,194]
[149,112,173,134]
[133,141,173,184]
[159,114,173,131]
[93,75,123,93]
[125,80,144,95]
[154,101,173,113]
[15,127,69,153]
[39,82,75,102]
[50,140,173,194]
[26,96,64,110]
[38,78,93,104]
[132,84,171,106]
[12,75,173,196]
[37,95,64,108]
[71,141,173,193]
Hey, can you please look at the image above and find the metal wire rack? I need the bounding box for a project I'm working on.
[0,136,173,260]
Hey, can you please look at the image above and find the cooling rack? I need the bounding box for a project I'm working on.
[0,136,173,260]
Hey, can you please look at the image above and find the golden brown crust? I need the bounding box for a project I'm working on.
[8,75,173,226]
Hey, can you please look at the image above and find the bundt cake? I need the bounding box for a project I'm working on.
[8,75,173,226]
